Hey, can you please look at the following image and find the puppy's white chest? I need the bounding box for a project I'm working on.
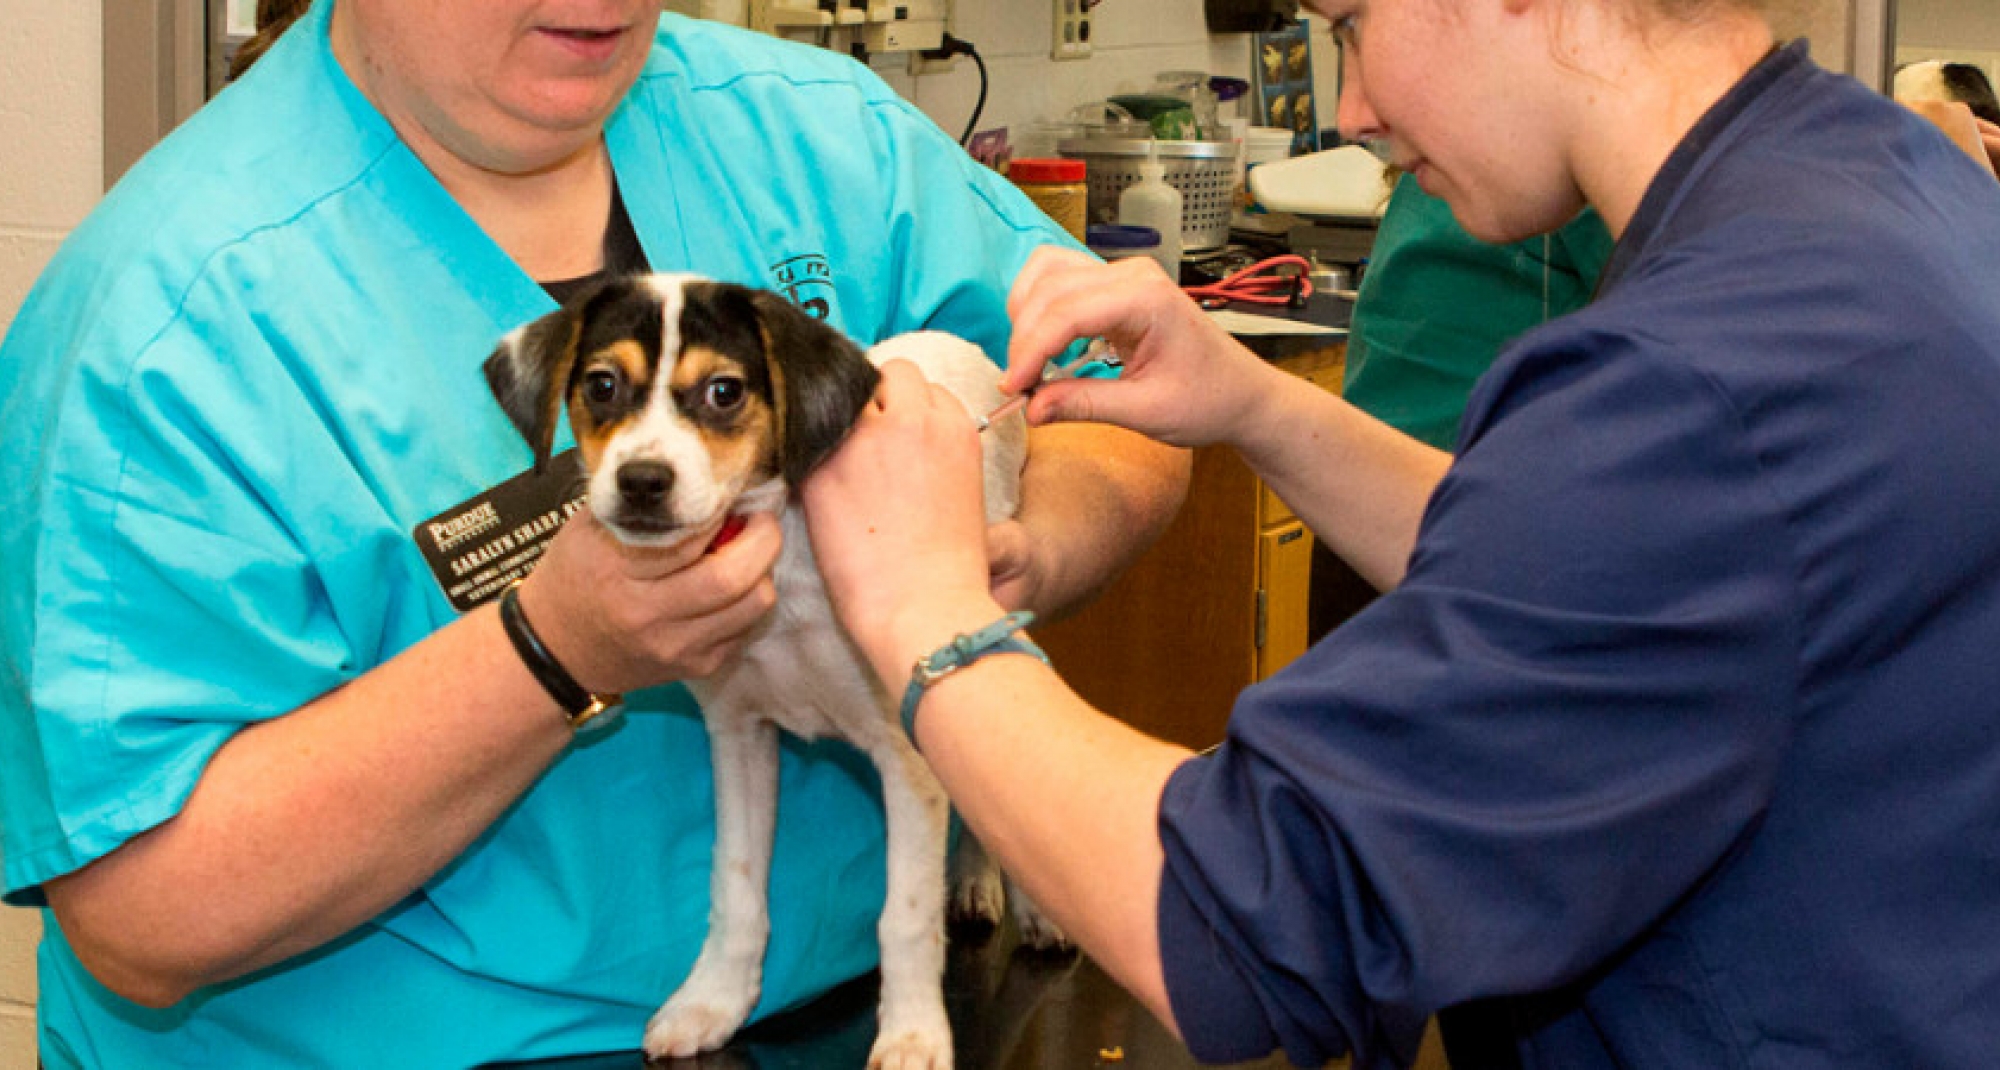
[689,508,887,743]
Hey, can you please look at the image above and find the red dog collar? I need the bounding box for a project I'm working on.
[705,513,750,554]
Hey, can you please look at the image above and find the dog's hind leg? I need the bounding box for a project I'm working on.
[644,717,780,1060]
[948,829,1071,950]
[867,736,955,1070]
[946,829,1005,930]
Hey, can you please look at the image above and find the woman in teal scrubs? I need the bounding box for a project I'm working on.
[0,2,1187,1067]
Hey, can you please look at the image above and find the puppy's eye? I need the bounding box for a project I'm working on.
[704,377,746,411]
[583,368,623,407]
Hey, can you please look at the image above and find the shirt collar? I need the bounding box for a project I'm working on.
[1596,39,1812,295]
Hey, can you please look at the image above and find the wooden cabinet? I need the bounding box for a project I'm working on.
[1033,341,1347,751]
[1256,520,1315,679]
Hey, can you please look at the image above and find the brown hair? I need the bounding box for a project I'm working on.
[227,0,315,81]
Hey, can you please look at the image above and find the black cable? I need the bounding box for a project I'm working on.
[960,45,989,147]
[920,33,988,147]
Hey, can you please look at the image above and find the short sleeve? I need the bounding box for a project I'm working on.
[1155,328,1799,1067]
[863,95,1088,364]
[2,281,373,903]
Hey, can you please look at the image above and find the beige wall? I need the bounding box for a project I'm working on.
[877,0,1344,147]
[1777,0,1859,73]
[1895,0,2000,85]
[0,2,100,1064]
[0,3,101,336]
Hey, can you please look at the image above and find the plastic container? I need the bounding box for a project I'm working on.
[1014,120,1083,161]
[1056,136,1237,252]
[1067,100,1153,140]
[1243,126,1296,166]
[1115,142,1183,280]
[1086,224,1164,266]
[1008,157,1089,241]
[1239,125,1296,211]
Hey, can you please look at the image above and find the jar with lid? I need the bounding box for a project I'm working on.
[1007,158,1088,242]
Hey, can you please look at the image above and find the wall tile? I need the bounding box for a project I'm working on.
[0,231,69,339]
[0,4,103,229]
[0,910,36,1006]
[0,1006,38,1070]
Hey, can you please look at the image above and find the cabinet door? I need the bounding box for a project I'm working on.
[1257,520,1315,679]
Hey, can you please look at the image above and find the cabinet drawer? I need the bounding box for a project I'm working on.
[1256,520,1315,679]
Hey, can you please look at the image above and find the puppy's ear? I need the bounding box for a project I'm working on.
[739,287,881,487]
[483,295,591,473]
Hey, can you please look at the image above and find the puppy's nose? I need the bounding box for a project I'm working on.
[617,461,675,510]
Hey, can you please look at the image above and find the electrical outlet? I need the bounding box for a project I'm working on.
[1051,0,1091,61]
[909,50,957,76]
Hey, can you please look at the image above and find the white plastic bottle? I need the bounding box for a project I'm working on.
[1117,141,1183,281]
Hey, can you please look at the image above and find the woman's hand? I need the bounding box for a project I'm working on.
[518,507,783,694]
[1004,246,1288,449]
[801,360,1006,685]
[1978,115,2000,176]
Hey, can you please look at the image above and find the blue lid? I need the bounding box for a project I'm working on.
[1086,224,1162,250]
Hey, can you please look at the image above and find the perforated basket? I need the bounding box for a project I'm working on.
[1057,137,1240,253]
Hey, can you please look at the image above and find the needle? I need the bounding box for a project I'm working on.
[977,341,1120,433]
[976,393,1032,432]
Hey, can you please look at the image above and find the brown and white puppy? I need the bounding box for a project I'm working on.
[484,274,1053,1070]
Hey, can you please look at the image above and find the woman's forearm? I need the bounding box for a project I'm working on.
[1234,373,1452,590]
[43,603,573,1007]
[1011,422,1192,619]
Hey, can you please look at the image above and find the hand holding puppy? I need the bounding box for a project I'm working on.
[801,360,1005,688]
[515,507,782,696]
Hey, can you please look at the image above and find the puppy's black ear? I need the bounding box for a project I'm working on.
[740,287,881,487]
[483,294,592,473]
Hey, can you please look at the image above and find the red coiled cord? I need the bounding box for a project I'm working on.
[1183,254,1315,309]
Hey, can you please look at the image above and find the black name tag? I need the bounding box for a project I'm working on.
[414,449,588,612]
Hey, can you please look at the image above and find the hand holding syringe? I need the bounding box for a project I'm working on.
[977,340,1121,433]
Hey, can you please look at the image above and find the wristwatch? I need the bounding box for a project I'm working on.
[497,580,624,730]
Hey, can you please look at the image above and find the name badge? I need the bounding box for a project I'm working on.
[414,449,587,612]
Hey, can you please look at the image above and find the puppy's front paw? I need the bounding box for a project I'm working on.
[642,978,758,1060]
[868,1022,954,1070]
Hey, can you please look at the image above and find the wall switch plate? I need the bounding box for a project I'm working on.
[1052,0,1091,60]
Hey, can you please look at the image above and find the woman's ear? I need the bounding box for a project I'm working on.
[742,287,882,487]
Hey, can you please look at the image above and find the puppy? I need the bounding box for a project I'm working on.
[484,274,1059,1069]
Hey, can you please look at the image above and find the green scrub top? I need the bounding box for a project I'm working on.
[1344,174,1615,450]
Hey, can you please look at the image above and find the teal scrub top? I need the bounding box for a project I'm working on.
[1343,174,1614,449]
[0,4,1079,1066]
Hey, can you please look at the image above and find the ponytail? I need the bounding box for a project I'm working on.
[227,0,315,81]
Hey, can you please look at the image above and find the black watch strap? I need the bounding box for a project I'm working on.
[498,581,622,729]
